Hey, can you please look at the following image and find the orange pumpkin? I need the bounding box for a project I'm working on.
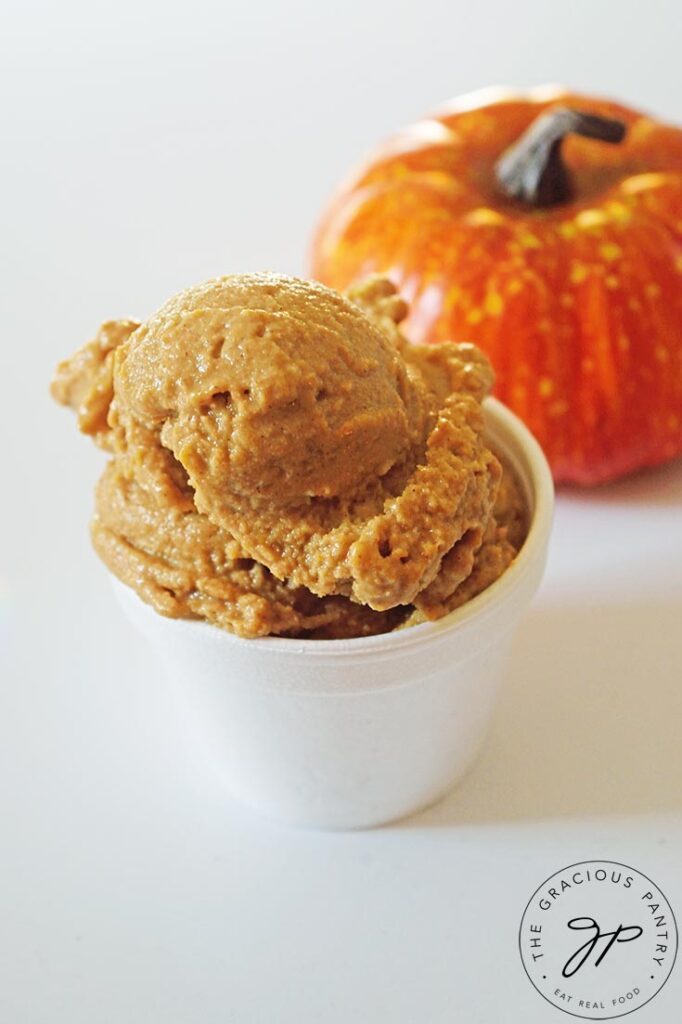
[311,87,682,485]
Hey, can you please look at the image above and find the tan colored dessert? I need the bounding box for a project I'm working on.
[51,273,527,639]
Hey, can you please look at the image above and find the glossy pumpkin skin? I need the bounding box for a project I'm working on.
[311,88,682,485]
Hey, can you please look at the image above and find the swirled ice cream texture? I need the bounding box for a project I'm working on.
[51,274,527,638]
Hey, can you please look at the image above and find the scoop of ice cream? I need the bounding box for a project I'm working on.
[115,274,424,503]
[91,458,408,640]
[51,273,524,637]
[110,275,499,609]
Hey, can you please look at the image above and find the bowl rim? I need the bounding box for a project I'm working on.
[115,397,554,657]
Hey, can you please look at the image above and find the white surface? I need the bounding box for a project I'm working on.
[2,0,682,1020]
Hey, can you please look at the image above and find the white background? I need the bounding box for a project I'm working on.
[2,1,682,1021]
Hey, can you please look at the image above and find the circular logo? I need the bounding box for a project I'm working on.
[519,860,677,1020]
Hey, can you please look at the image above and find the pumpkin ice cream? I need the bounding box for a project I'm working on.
[51,273,527,638]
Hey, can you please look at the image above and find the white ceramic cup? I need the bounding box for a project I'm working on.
[113,397,553,830]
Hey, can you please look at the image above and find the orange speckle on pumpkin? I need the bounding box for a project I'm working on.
[621,172,670,194]
[655,345,669,363]
[558,222,578,240]
[675,256,682,273]
[600,242,622,261]
[570,263,589,285]
[560,293,574,308]
[668,413,680,431]
[538,377,554,398]
[646,282,662,299]
[606,200,631,224]
[576,209,608,229]
[548,400,569,417]
[617,334,631,352]
[518,232,541,249]
[605,275,620,290]
[507,278,523,296]
[582,357,595,374]
[465,207,506,227]
[484,291,504,316]
[466,308,483,325]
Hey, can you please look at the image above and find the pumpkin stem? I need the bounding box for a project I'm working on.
[495,107,626,207]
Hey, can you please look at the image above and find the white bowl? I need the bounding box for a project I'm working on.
[113,397,554,829]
